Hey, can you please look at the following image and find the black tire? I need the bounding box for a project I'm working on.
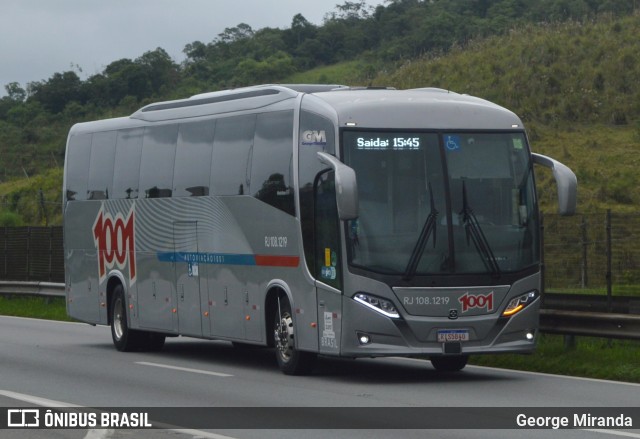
[273,295,316,375]
[430,355,469,372]
[232,342,264,349]
[145,332,166,352]
[110,285,144,352]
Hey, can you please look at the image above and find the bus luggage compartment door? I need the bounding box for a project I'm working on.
[173,221,203,337]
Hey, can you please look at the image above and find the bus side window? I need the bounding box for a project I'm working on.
[113,128,144,199]
[65,133,92,202]
[211,115,256,196]
[251,111,295,215]
[139,125,178,198]
[87,131,117,200]
[174,121,214,197]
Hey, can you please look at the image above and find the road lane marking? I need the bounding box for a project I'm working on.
[0,315,87,325]
[586,430,640,438]
[392,357,640,388]
[467,364,640,388]
[135,361,233,377]
[0,389,81,407]
[0,389,239,439]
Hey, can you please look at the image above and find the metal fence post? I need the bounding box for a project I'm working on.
[49,226,54,282]
[26,227,31,282]
[606,209,612,312]
[540,212,545,298]
[2,227,6,279]
[581,215,588,289]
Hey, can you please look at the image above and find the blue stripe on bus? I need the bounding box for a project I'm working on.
[156,252,299,267]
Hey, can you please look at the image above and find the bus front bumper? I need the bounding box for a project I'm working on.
[338,295,540,358]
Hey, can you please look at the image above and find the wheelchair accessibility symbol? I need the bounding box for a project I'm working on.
[445,135,461,151]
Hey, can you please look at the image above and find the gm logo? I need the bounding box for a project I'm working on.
[301,130,327,146]
[7,409,40,427]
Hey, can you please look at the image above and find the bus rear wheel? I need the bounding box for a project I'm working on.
[110,285,151,352]
[273,296,316,375]
[430,355,469,372]
[111,286,166,352]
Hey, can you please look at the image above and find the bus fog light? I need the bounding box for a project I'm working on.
[526,331,535,341]
[357,332,371,345]
[353,293,400,318]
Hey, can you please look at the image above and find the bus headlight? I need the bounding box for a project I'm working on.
[502,291,538,317]
[353,293,400,318]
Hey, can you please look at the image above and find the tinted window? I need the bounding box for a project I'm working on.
[87,131,117,200]
[174,121,215,197]
[211,115,255,196]
[251,111,294,215]
[112,128,144,199]
[298,110,335,274]
[315,171,342,289]
[65,133,92,201]
[139,125,178,198]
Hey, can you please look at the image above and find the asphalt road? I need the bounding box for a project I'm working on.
[1,316,639,439]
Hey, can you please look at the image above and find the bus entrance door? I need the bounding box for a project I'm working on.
[173,221,204,337]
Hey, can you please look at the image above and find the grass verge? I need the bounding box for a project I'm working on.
[0,296,73,322]
[1,297,638,383]
[470,333,640,383]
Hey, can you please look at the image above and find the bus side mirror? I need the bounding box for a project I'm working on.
[317,152,359,220]
[532,153,577,216]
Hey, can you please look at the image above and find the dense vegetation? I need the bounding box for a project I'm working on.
[1,0,639,225]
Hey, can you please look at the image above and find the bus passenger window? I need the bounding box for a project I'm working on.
[112,128,144,199]
[211,115,255,196]
[87,131,117,200]
[139,125,178,198]
[251,111,295,215]
[174,121,214,197]
[65,133,92,201]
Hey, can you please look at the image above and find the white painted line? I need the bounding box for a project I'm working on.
[585,429,640,438]
[0,315,86,325]
[0,389,81,407]
[136,361,233,377]
[467,364,640,388]
[0,389,239,439]
[391,357,640,388]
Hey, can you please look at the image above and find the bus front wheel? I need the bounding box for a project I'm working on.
[273,296,316,375]
[430,355,469,372]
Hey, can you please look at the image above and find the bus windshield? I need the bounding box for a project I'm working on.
[343,131,539,277]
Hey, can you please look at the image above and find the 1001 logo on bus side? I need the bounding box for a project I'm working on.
[92,206,136,284]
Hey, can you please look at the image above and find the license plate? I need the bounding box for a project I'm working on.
[437,329,469,343]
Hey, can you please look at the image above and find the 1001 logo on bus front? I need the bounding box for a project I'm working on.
[93,206,136,284]
[458,291,493,313]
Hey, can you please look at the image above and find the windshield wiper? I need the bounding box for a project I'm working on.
[403,182,438,280]
[459,181,501,276]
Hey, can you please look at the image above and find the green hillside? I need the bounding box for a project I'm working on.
[1,4,639,225]
[373,16,640,213]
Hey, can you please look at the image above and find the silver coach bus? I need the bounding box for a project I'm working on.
[63,85,576,375]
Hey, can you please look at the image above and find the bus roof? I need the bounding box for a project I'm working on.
[307,87,523,130]
[69,84,523,135]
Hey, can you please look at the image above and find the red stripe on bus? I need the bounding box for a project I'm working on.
[254,255,300,267]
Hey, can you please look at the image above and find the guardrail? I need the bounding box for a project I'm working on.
[1,282,639,340]
[540,309,640,340]
[540,293,640,340]
[0,281,65,298]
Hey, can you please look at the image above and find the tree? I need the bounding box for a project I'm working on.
[29,71,83,113]
[5,82,26,102]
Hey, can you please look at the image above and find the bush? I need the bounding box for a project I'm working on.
[0,211,24,226]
